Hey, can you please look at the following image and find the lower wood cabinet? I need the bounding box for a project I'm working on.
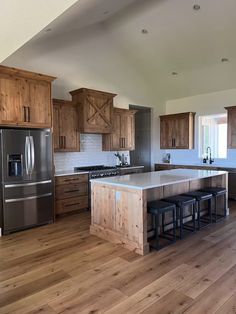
[55,174,88,215]
[119,167,144,175]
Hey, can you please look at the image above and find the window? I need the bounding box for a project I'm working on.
[199,114,227,159]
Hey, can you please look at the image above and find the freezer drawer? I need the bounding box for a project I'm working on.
[3,193,53,234]
[3,180,52,199]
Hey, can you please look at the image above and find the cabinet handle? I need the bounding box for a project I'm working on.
[64,136,66,149]
[119,138,122,148]
[173,138,176,147]
[23,106,26,122]
[65,202,81,207]
[123,138,126,148]
[59,136,63,149]
[27,107,30,122]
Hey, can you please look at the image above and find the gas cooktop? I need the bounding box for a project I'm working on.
[74,165,116,172]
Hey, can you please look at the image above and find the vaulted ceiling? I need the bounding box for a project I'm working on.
[2,0,236,104]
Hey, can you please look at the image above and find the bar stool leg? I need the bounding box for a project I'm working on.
[155,214,160,249]
[197,201,201,230]
[172,208,176,242]
[208,198,212,224]
[215,195,218,221]
[193,203,196,232]
[179,206,183,239]
[224,194,227,217]
[162,212,165,234]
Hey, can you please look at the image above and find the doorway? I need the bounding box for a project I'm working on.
[129,105,151,172]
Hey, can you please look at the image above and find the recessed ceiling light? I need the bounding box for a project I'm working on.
[172,72,178,76]
[141,29,148,34]
[44,28,52,33]
[103,11,109,15]
[193,4,201,11]
[221,58,229,63]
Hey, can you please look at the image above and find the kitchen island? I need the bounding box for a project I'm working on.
[90,169,228,255]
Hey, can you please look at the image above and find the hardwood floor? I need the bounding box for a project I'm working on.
[1,202,236,314]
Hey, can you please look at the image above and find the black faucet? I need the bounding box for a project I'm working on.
[205,146,214,164]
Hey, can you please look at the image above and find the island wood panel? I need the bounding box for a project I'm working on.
[90,182,149,255]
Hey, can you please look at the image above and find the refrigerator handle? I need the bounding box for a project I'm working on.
[30,136,35,173]
[25,136,31,175]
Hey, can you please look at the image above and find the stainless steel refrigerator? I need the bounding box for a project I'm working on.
[0,129,54,235]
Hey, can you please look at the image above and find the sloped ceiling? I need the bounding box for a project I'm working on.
[2,0,236,102]
[0,0,78,62]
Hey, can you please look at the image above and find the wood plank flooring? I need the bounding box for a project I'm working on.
[1,202,236,313]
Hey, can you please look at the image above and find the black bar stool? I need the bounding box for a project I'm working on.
[200,187,227,222]
[147,200,176,250]
[182,191,213,229]
[163,195,197,239]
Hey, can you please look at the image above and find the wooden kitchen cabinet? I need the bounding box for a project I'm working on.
[160,112,195,149]
[55,174,88,215]
[0,65,55,128]
[225,106,236,148]
[103,108,136,151]
[53,99,80,152]
[70,88,117,134]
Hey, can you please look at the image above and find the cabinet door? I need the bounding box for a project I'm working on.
[59,104,79,151]
[174,114,189,148]
[110,112,122,150]
[0,77,22,125]
[53,104,60,151]
[160,117,174,149]
[121,113,135,150]
[28,80,51,127]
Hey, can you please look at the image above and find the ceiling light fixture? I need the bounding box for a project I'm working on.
[172,72,178,76]
[193,4,201,11]
[141,29,148,34]
[221,57,229,63]
[44,28,52,33]
[103,11,109,15]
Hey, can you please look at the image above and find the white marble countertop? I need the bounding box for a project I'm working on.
[91,169,227,190]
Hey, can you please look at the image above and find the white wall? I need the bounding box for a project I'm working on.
[159,88,236,166]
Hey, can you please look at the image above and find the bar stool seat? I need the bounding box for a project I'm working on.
[182,191,213,229]
[163,195,197,239]
[147,200,176,250]
[200,187,226,196]
[200,187,227,222]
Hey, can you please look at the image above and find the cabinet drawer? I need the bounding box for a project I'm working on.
[56,182,88,200]
[55,174,88,186]
[56,196,88,215]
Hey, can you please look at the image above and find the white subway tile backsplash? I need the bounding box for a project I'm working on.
[54,133,130,171]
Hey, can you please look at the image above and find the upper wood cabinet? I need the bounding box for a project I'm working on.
[160,112,195,149]
[0,65,55,128]
[70,88,117,134]
[53,99,80,152]
[225,106,236,148]
[103,108,136,151]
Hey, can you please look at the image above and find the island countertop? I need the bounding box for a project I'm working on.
[90,169,227,190]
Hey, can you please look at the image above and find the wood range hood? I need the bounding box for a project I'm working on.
[70,88,117,134]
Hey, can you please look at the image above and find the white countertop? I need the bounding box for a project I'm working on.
[55,170,89,176]
[90,169,227,190]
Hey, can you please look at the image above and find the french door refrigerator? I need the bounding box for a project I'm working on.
[0,129,54,235]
